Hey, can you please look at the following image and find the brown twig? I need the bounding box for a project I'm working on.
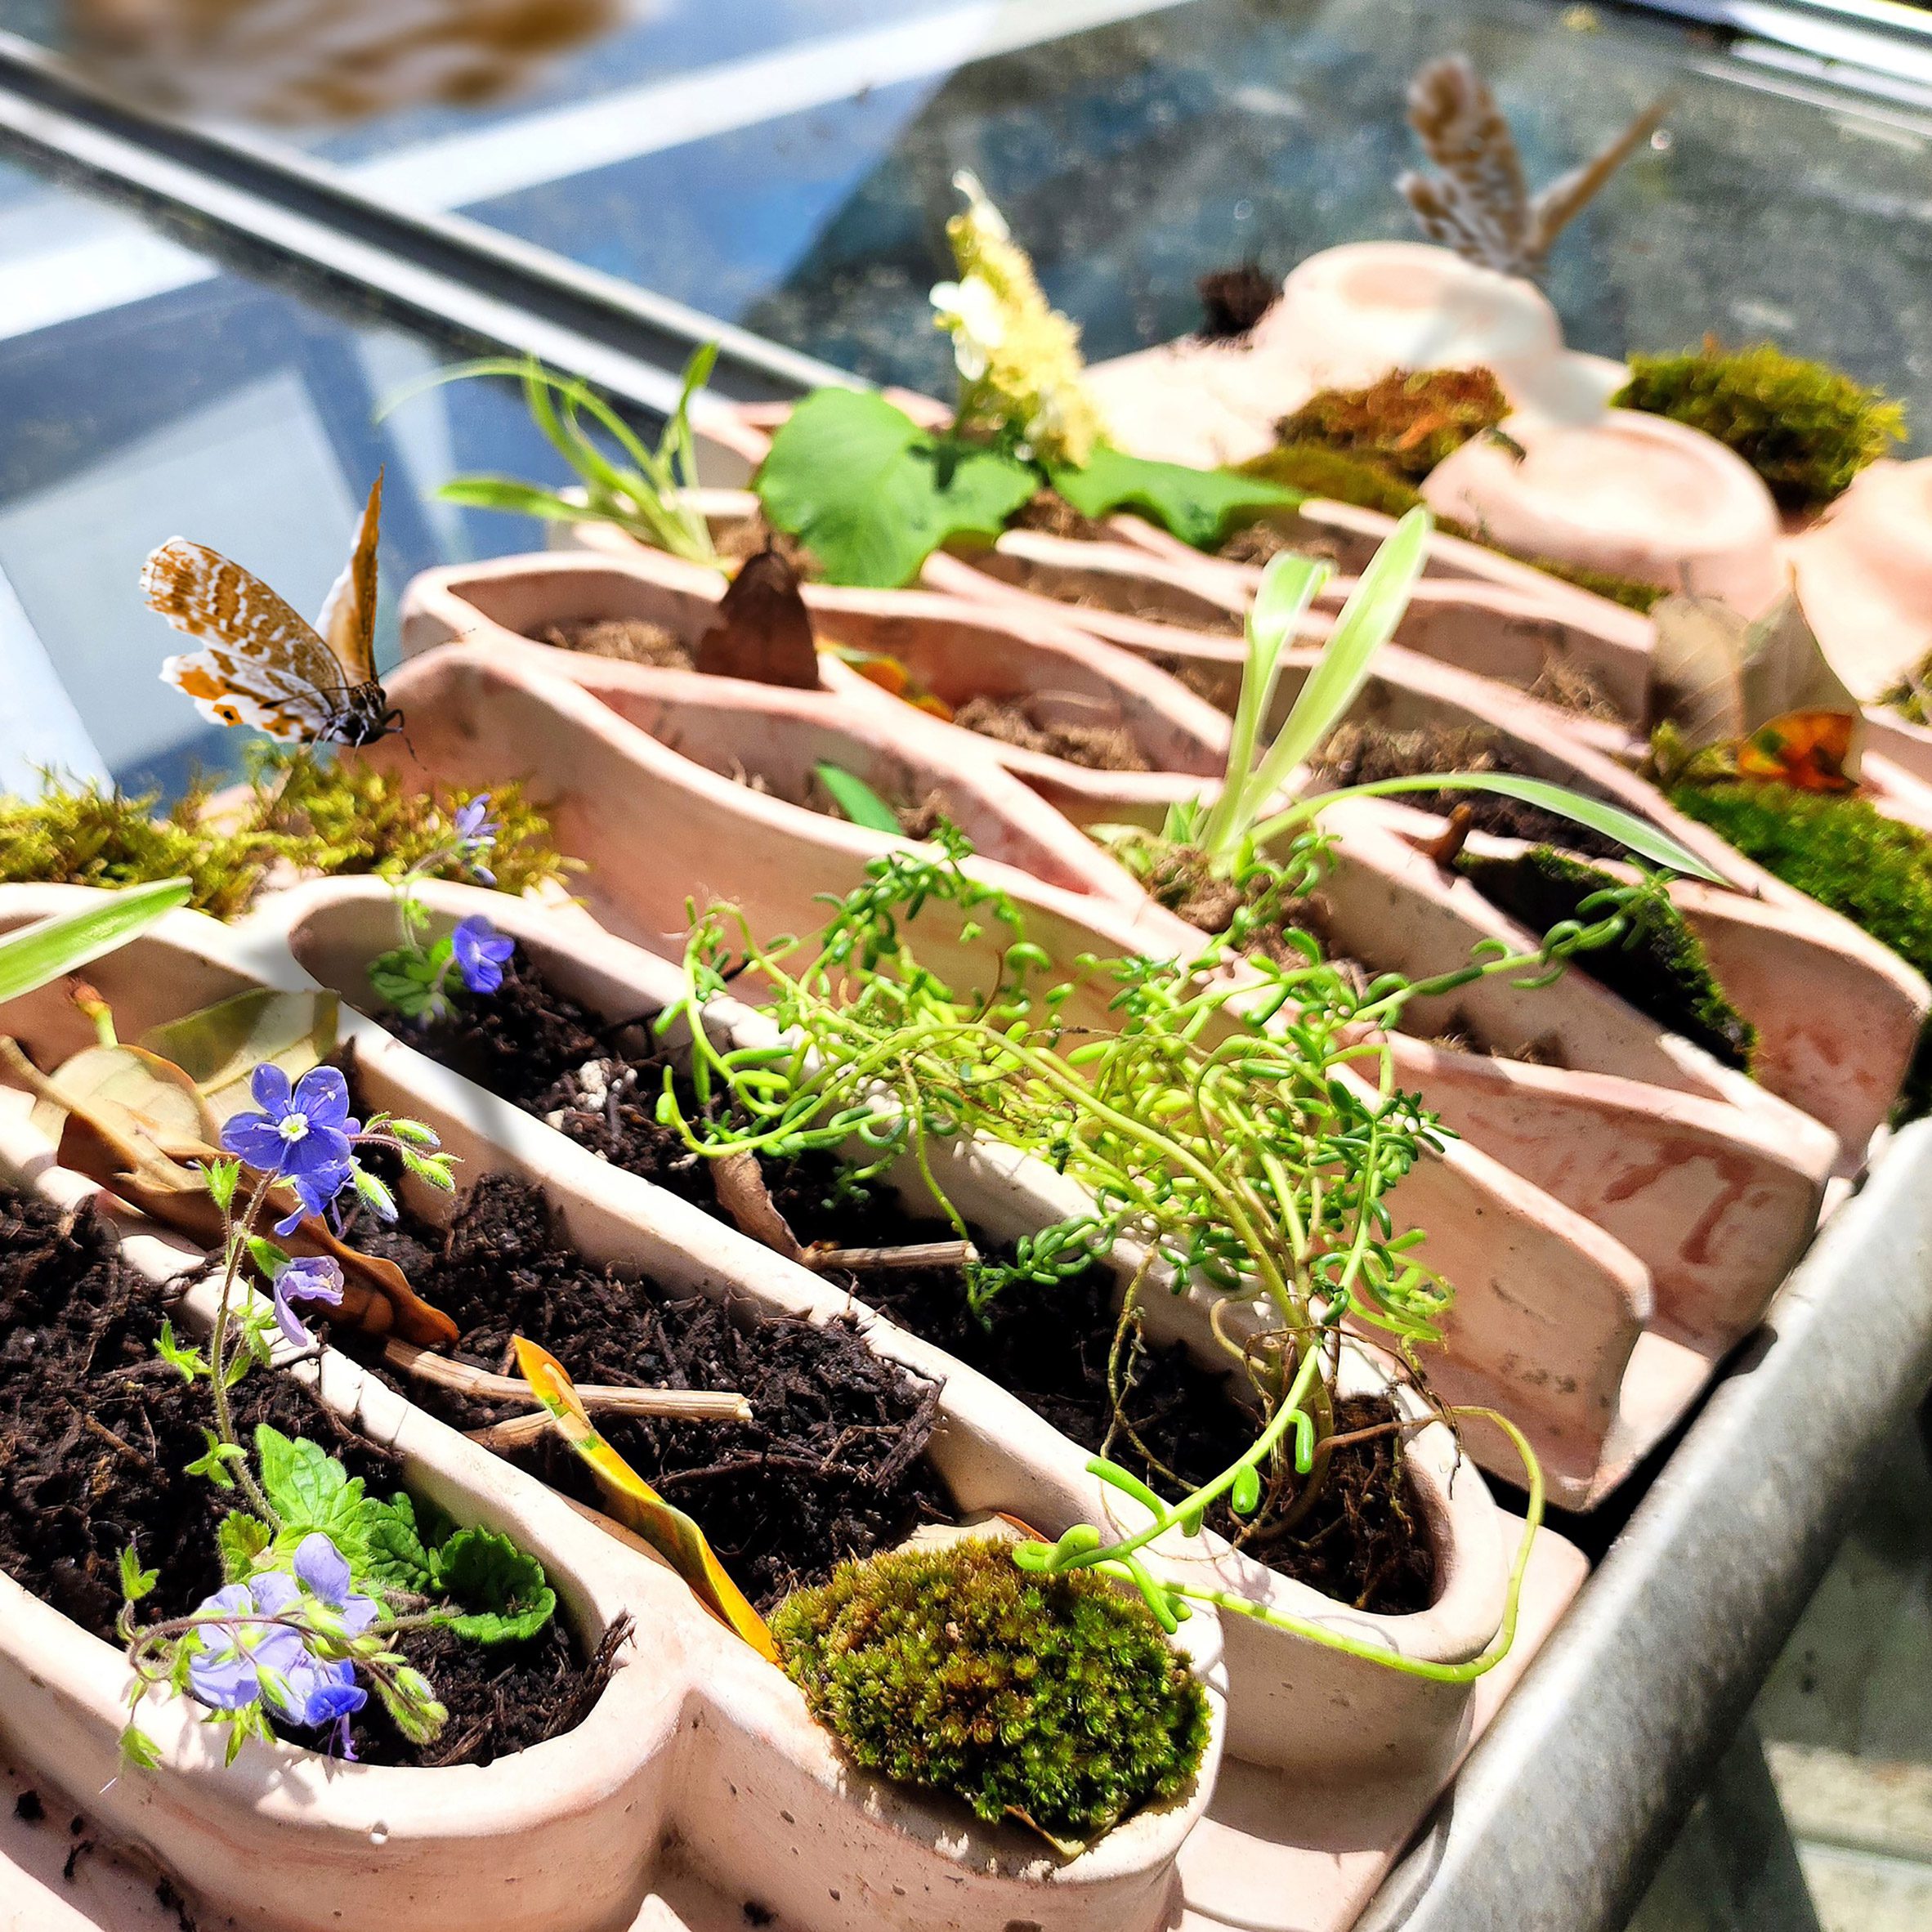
[384,1339,751,1424]
[805,1238,977,1273]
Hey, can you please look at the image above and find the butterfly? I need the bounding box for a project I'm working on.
[145,472,402,747]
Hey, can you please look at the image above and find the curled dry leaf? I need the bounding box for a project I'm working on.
[694,546,821,689]
[1649,588,1863,789]
[709,1147,805,1259]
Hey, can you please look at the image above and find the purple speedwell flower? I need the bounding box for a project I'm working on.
[221,1066,360,1233]
[222,1066,358,1183]
[294,1534,379,1636]
[271,1255,344,1350]
[450,916,514,996]
[187,1576,305,1713]
[186,1538,377,1758]
[453,794,501,886]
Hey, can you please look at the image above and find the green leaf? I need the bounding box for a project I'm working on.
[119,1544,158,1605]
[368,944,443,1018]
[203,1158,240,1214]
[154,1317,208,1383]
[217,1511,272,1582]
[246,1237,291,1278]
[361,1494,439,1594]
[756,390,1036,588]
[254,1425,369,1565]
[119,1725,163,1769]
[0,878,191,1006]
[433,1525,557,1644]
[1245,506,1432,817]
[1254,772,1728,882]
[436,477,589,521]
[1197,552,1332,858]
[186,1431,246,1488]
[814,763,902,834]
[1044,443,1302,549]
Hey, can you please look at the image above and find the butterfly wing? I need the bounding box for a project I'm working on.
[315,470,382,686]
[145,539,352,744]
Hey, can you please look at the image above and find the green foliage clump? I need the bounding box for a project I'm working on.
[1238,441,1426,520]
[1456,844,1757,1071]
[0,746,570,920]
[1667,782,1932,975]
[0,775,271,921]
[773,1539,1210,1844]
[1277,367,1509,481]
[1614,341,1907,509]
[1669,781,1932,1110]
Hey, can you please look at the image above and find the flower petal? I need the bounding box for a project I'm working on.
[249,1064,293,1116]
[293,1534,353,1608]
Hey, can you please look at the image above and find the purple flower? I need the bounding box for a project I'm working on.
[453,795,500,885]
[186,1577,305,1715]
[270,1169,347,1239]
[222,1067,359,1187]
[293,1534,379,1637]
[450,916,514,996]
[271,1256,344,1350]
[186,1541,377,1756]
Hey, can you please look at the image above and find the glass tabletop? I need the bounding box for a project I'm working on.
[0,151,615,797]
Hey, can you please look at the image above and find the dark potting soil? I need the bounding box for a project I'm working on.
[1006,489,1118,543]
[721,758,954,839]
[347,1171,952,1614]
[1306,720,1630,861]
[854,1255,1436,1615]
[951,694,1152,773]
[0,1185,611,1769]
[404,954,1433,1614]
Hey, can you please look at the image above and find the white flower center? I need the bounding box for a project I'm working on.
[279,1112,310,1143]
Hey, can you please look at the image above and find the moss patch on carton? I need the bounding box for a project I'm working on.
[0,747,570,919]
[1670,780,1932,1107]
[1277,368,1509,481]
[774,1538,1210,1844]
[1456,843,1756,1071]
[1614,342,1906,509]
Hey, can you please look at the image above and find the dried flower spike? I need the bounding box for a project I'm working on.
[1397,56,1668,278]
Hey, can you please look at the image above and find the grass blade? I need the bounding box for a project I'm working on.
[0,879,194,1006]
[814,763,901,834]
[1252,772,1727,881]
[1198,552,1330,859]
[1245,507,1430,814]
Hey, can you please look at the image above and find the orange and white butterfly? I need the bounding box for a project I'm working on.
[145,473,402,747]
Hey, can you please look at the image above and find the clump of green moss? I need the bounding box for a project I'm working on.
[1668,783,1932,973]
[1877,656,1932,727]
[1277,368,1510,481]
[1669,781,1932,1112]
[0,745,570,919]
[1238,442,1425,520]
[773,1538,1210,1845]
[1456,844,1757,1071]
[1614,341,1907,509]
